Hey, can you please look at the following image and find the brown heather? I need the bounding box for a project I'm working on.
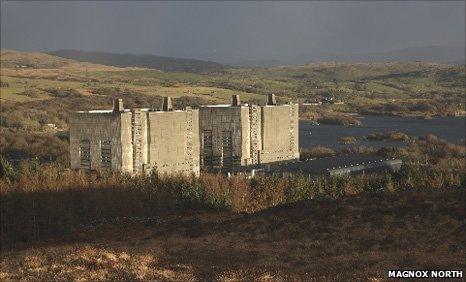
[0,187,463,280]
[0,136,464,280]
[1,158,464,245]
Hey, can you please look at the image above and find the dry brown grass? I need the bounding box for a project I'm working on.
[0,244,196,280]
[339,136,357,144]
[0,49,145,80]
[0,64,142,80]
[1,137,464,279]
[1,189,463,280]
[366,131,410,142]
[300,146,336,159]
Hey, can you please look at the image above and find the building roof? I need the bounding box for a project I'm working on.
[200,104,249,108]
[266,154,399,174]
[75,108,191,114]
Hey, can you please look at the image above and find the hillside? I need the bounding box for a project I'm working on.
[1,189,463,280]
[1,50,464,133]
[232,46,466,67]
[0,49,141,73]
[0,49,76,69]
[48,49,227,72]
[231,59,286,68]
[316,46,466,65]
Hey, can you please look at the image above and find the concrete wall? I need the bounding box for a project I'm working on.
[259,104,299,163]
[131,109,148,174]
[199,106,250,167]
[70,107,200,176]
[198,103,299,169]
[120,113,134,172]
[70,98,299,174]
[69,111,133,173]
[147,109,200,176]
[248,105,262,165]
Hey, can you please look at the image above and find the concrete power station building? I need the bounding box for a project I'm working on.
[69,98,200,175]
[69,94,299,175]
[199,94,299,168]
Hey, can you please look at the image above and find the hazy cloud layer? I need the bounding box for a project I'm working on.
[1,1,464,63]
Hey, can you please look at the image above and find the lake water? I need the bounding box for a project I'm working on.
[299,115,465,149]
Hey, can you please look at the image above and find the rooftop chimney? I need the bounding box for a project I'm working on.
[267,94,277,106]
[162,97,173,111]
[113,98,124,113]
[231,95,241,106]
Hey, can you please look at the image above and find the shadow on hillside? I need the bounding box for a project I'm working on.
[0,185,214,249]
[2,188,464,279]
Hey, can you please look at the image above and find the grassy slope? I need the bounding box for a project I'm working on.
[1,189,463,280]
[1,50,464,132]
[0,49,75,69]
[1,51,464,280]
[2,50,464,103]
[48,49,226,72]
[0,49,262,103]
[0,75,264,103]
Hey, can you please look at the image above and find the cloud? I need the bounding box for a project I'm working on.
[1,1,464,63]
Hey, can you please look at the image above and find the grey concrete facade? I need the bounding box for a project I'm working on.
[70,98,200,176]
[199,94,299,169]
[70,95,299,175]
[69,101,133,173]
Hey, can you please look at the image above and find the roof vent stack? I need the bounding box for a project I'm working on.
[267,94,277,106]
[231,95,241,106]
[113,98,124,113]
[162,97,173,111]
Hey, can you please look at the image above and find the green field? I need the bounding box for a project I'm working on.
[1,51,464,133]
[1,51,464,281]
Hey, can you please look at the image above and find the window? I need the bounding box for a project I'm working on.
[222,131,232,148]
[79,140,91,170]
[222,131,233,166]
[202,130,213,149]
[101,140,111,168]
[202,130,213,166]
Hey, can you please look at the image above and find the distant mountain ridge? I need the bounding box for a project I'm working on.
[231,59,287,68]
[232,46,465,68]
[48,49,227,72]
[316,46,465,65]
[34,45,466,70]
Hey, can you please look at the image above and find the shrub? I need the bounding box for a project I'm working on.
[366,131,410,142]
[0,156,16,182]
[408,101,437,112]
[1,137,464,245]
[318,114,361,126]
[21,89,41,98]
[0,129,69,164]
[339,136,356,144]
[300,146,336,160]
[45,88,80,98]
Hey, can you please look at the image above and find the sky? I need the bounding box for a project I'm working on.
[1,1,465,63]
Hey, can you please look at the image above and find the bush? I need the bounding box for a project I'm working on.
[0,156,16,182]
[1,137,464,244]
[318,114,361,126]
[0,129,69,164]
[45,88,81,98]
[408,101,437,112]
[366,131,410,142]
[339,136,356,144]
[300,146,336,160]
[21,89,41,98]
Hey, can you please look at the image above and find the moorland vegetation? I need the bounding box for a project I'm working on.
[0,50,464,280]
[1,134,463,245]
